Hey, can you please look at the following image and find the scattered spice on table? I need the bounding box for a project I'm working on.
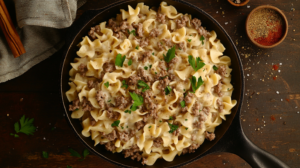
[231,0,245,4]
[248,8,284,46]
[272,64,279,70]
[286,98,290,102]
[270,115,276,121]
[273,76,277,80]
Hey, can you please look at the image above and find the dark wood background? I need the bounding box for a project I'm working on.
[1,0,299,167]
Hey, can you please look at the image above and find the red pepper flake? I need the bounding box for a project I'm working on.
[256,118,259,121]
[286,98,290,102]
[270,115,276,121]
[273,64,279,70]
[273,76,277,80]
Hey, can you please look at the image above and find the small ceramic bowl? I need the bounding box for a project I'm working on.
[227,0,250,7]
[246,5,288,49]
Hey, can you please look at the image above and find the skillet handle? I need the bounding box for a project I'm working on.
[230,132,290,168]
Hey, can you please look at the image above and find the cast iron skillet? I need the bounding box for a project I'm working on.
[60,0,290,167]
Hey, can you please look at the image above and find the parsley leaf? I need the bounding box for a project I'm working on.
[115,54,126,67]
[121,126,124,129]
[200,35,205,45]
[149,126,152,128]
[104,81,109,88]
[187,39,191,42]
[165,86,172,95]
[185,128,188,130]
[168,123,179,133]
[169,116,173,120]
[83,149,89,159]
[137,80,150,92]
[125,110,131,114]
[68,148,81,158]
[42,151,49,159]
[129,92,144,111]
[121,80,128,89]
[144,66,148,70]
[128,29,136,36]
[188,55,205,72]
[185,119,188,121]
[13,115,36,136]
[67,166,73,168]
[163,46,176,63]
[180,101,186,108]
[190,76,204,93]
[128,58,133,66]
[152,52,154,55]
[108,100,111,102]
[213,65,218,71]
[149,65,152,69]
[111,120,120,127]
[135,45,139,50]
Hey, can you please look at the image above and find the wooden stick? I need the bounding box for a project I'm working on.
[0,0,25,58]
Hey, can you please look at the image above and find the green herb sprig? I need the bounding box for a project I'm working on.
[10,115,36,137]
[163,46,176,63]
[190,76,204,93]
[129,92,144,111]
[188,55,205,72]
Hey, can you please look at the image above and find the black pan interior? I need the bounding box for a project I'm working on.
[60,0,244,167]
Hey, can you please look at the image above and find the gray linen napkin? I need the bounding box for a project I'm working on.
[0,0,86,83]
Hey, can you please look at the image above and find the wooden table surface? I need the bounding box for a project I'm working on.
[1,0,299,167]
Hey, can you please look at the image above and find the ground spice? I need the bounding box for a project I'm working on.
[286,98,290,102]
[248,8,284,46]
[271,115,276,121]
[273,76,277,80]
[273,64,279,70]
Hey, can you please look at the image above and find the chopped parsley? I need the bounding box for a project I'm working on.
[155,72,157,74]
[128,58,133,66]
[169,116,173,120]
[188,55,205,72]
[203,69,205,72]
[125,110,131,114]
[190,76,204,93]
[111,120,120,127]
[115,54,126,67]
[149,65,152,69]
[82,149,89,160]
[121,80,128,89]
[121,126,124,129]
[165,86,172,95]
[144,66,148,70]
[11,115,36,137]
[168,123,178,133]
[180,101,186,108]
[108,100,111,102]
[228,88,230,91]
[137,80,150,92]
[152,52,154,55]
[128,29,136,36]
[42,151,49,159]
[185,119,188,121]
[200,35,205,45]
[187,39,192,42]
[68,148,81,158]
[104,81,109,88]
[213,65,218,71]
[163,46,176,63]
[129,92,144,111]
[75,108,79,111]
[135,45,139,50]
[183,89,185,91]
[149,126,152,128]
[159,120,162,122]
[185,128,188,130]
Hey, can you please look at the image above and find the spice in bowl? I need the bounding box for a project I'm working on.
[248,8,284,46]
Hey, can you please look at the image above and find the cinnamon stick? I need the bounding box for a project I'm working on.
[0,0,25,58]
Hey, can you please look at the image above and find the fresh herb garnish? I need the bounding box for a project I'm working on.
[135,45,139,50]
[11,115,36,137]
[180,101,186,108]
[129,92,144,111]
[108,100,111,102]
[163,46,176,63]
[159,120,162,122]
[149,126,152,128]
[213,65,218,71]
[125,110,131,114]
[128,29,136,36]
[42,151,49,159]
[144,66,148,70]
[187,39,192,42]
[128,58,133,66]
[121,126,124,129]
[168,123,178,133]
[104,81,109,88]
[115,54,126,67]
[75,108,79,111]
[190,76,204,93]
[137,80,150,92]
[155,72,157,74]
[169,116,173,120]
[68,148,81,158]
[185,128,188,130]
[111,120,120,127]
[152,52,154,55]
[149,65,152,69]
[185,119,188,121]
[200,35,205,45]
[188,55,205,72]
[165,86,172,95]
[121,80,128,89]
[82,149,89,160]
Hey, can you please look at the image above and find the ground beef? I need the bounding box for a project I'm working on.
[69,99,80,111]
[193,121,202,129]
[157,77,170,92]
[115,96,130,110]
[143,113,151,122]
[153,138,163,148]
[142,157,148,165]
[108,19,117,27]
[105,141,116,152]
[135,120,145,130]
[169,57,178,69]
[103,62,116,73]
[82,97,93,112]
[128,75,141,86]
[185,92,194,104]
[157,41,164,50]
[191,102,202,116]
[214,82,223,97]
[139,38,149,48]
[176,15,189,29]
[163,38,173,47]
[149,28,160,37]
[177,42,186,51]
[182,143,200,154]
[123,145,142,161]
[205,131,216,141]
[106,130,118,141]
[217,65,226,77]
[78,63,87,77]
[191,134,196,141]
[136,23,143,37]
[157,70,168,79]
[106,110,120,120]
[181,106,188,113]
[156,13,166,23]
[114,31,123,39]
[96,91,106,109]
[172,128,180,136]
[120,21,129,31]
[169,74,176,81]
[191,18,202,29]
[197,26,210,37]
[217,99,223,113]
[159,61,167,71]
[202,107,210,115]
[88,25,101,40]
[199,112,207,122]
[87,80,98,89]
[138,67,146,78]
[118,131,129,142]
[140,51,151,63]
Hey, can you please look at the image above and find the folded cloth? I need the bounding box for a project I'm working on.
[0,0,86,83]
